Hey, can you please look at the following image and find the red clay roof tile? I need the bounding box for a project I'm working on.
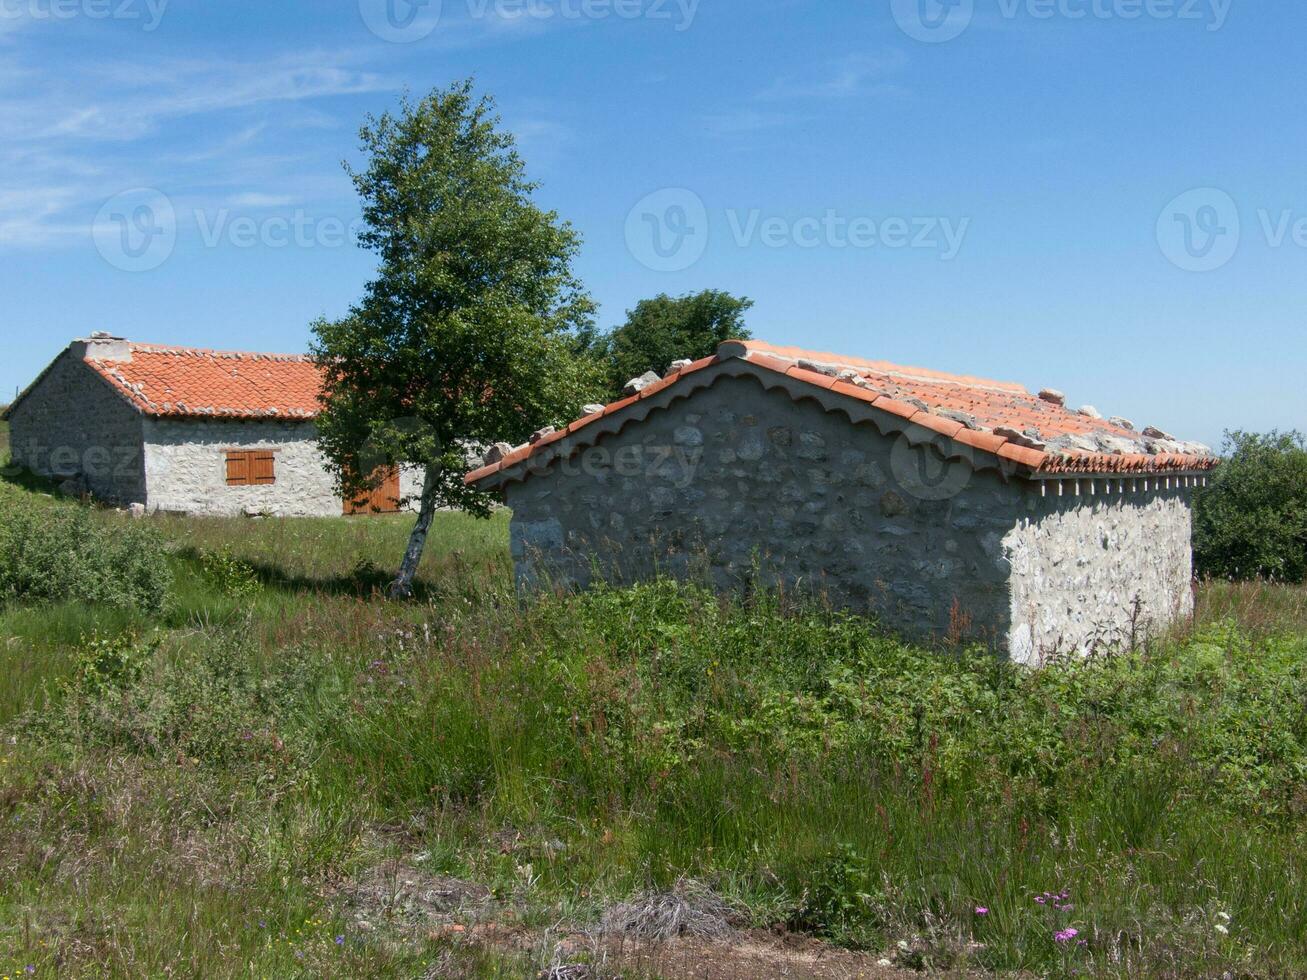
[82,342,325,420]
[464,338,1219,487]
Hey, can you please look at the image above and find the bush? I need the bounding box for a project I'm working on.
[1195,430,1307,582]
[0,497,172,613]
[40,627,338,772]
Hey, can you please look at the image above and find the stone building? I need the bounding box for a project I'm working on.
[466,340,1219,663]
[4,334,421,517]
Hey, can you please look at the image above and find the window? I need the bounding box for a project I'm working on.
[225,450,275,486]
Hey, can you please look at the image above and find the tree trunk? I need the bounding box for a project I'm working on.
[390,465,439,599]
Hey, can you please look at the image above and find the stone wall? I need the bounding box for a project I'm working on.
[505,373,1027,645]
[5,351,147,504]
[143,418,341,517]
[1003,491,1194,664]
[502,373,1198,658]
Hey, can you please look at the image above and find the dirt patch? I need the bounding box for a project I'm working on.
[333,858,958,978]
[471,928,929,979]
[341,857,493,928]
[595,931,933,979]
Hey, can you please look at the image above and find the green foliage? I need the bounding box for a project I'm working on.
[0,494,171,613]
[311,80,602,520]
[587,290,753,399]
[5,485,1307,976]
[71,630,159,696]
[41,626,339,773]
[199,545,261,600]
[1195,430,1307,582]
[793,844,887,946]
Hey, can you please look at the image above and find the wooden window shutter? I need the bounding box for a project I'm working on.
[252,451,276,485]
[225,451,251,486]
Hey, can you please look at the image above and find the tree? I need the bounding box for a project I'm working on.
[595,290,753,399]
[311,81,601,598]
[1194,430,1307,582]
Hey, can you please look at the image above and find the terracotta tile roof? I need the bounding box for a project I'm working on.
[84,343,325,420]
[466,339,1218,487]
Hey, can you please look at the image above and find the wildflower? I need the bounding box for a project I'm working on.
[1215,924,1229,935]
[1035,895,1047,904]
[1054,927,1079,944]
[335,935,345,946]
[974,907,989,916]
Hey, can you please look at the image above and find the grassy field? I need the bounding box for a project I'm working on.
[2,460,1306,978]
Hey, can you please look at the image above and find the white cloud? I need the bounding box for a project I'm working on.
[703,109,794,136]
[0,49,390,250]
[759,51,911,101]
[0,52,390,143]
[226,192,298,208]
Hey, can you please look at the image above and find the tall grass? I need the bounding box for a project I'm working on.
[2,479,1306,976]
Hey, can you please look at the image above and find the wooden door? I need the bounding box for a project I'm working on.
[344,466,402,515]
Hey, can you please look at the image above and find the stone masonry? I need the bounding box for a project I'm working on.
[6,336,425,518]
[5,340,148,505]
[492,369,1202,663]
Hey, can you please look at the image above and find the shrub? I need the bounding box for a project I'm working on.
[40,627,339,772]
[1195,430,1307,582]
[199,545,260,600]
[792,843,887,946]
[0,497,172,613]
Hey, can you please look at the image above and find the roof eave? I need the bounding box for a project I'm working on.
[465,341,1220,491]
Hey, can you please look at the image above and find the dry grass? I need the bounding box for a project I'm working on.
[1196,577,1307,634]
[599,879,738,941]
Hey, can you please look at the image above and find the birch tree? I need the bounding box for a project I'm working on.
[312,81,599,598]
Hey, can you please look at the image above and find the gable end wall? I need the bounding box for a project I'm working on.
[503,373,1024,645]
[5,351,146,504]
[501,373,1198,659]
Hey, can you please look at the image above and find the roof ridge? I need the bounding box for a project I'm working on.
[466,339,1218,489]
[123,342,316,363]
[734,340,1028,395]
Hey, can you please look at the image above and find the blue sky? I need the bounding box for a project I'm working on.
[1,0,1303,448]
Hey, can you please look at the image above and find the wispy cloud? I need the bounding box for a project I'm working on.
[759,51,910,101]
[227,192,298,208]
[703,109,795,136]
[1,51,389,143]
[0,48,391,250]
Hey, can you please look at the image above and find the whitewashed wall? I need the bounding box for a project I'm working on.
[143,418,342,517]
[1003,492,1195,664]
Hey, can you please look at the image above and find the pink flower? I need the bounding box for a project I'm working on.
[974,906,989,916]
[1054,927,1080,944]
